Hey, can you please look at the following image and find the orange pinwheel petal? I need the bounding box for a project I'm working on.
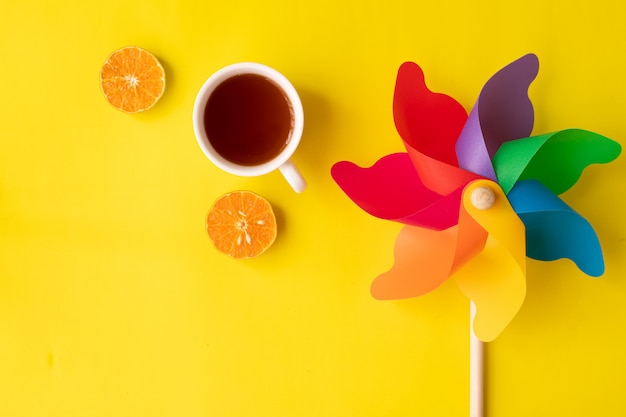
[371,191,489,300]
[371,225,459,300]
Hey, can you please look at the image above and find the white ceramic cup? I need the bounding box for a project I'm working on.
[192,62,307,193]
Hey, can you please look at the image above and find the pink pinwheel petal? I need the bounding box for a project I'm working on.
[455,54,539,178]
[331,153,464,230]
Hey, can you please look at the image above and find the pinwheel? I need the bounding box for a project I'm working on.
[331,54,621,417]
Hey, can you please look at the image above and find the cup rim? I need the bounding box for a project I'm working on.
[192,62,304,177]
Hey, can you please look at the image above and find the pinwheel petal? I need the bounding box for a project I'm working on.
[393,61,479,195]
[393,61,468,165]
[371,225,460,300]
[493,129,622,195]
[404,141,483,196]
[331,153,464,230]
[456,54,539,179]
[372,186,489,300]
[454,180,526,342]
[507,180,605,276]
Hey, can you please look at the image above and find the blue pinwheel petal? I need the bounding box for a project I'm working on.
[507,179,604,276]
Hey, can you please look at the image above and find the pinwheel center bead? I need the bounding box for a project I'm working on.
[471,186,496,210]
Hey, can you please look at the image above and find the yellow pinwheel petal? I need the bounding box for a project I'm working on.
[454,180,527,342]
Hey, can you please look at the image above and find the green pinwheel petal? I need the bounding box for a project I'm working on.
[493,129,621,195]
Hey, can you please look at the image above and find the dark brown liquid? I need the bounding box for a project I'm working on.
[203,74,293,166]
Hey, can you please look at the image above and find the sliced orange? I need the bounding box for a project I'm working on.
[206,191,278,259]
[100,46,165,113]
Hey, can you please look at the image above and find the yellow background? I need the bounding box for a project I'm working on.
[1,0,625,416]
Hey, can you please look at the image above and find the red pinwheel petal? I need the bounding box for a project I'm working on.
[394,62,468,164]
[404,140,483,196]
[394,62,479,195]
[331,153,463,230]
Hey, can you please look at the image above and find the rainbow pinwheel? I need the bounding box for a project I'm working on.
[331,54,621,343]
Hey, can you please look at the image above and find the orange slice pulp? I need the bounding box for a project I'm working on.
[100,46,165,113]
[206,191,278,259]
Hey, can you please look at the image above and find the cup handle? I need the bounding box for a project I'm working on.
[279,159,307,193]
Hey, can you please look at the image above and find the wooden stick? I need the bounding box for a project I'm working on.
[470,301,484,417]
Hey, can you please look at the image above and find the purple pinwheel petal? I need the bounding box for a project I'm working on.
[507,179,605,276]
[456,54,539,178]
[331,153,463,230]
[455,106,497,180]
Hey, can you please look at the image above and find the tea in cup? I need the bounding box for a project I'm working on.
[193,63,306,192]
